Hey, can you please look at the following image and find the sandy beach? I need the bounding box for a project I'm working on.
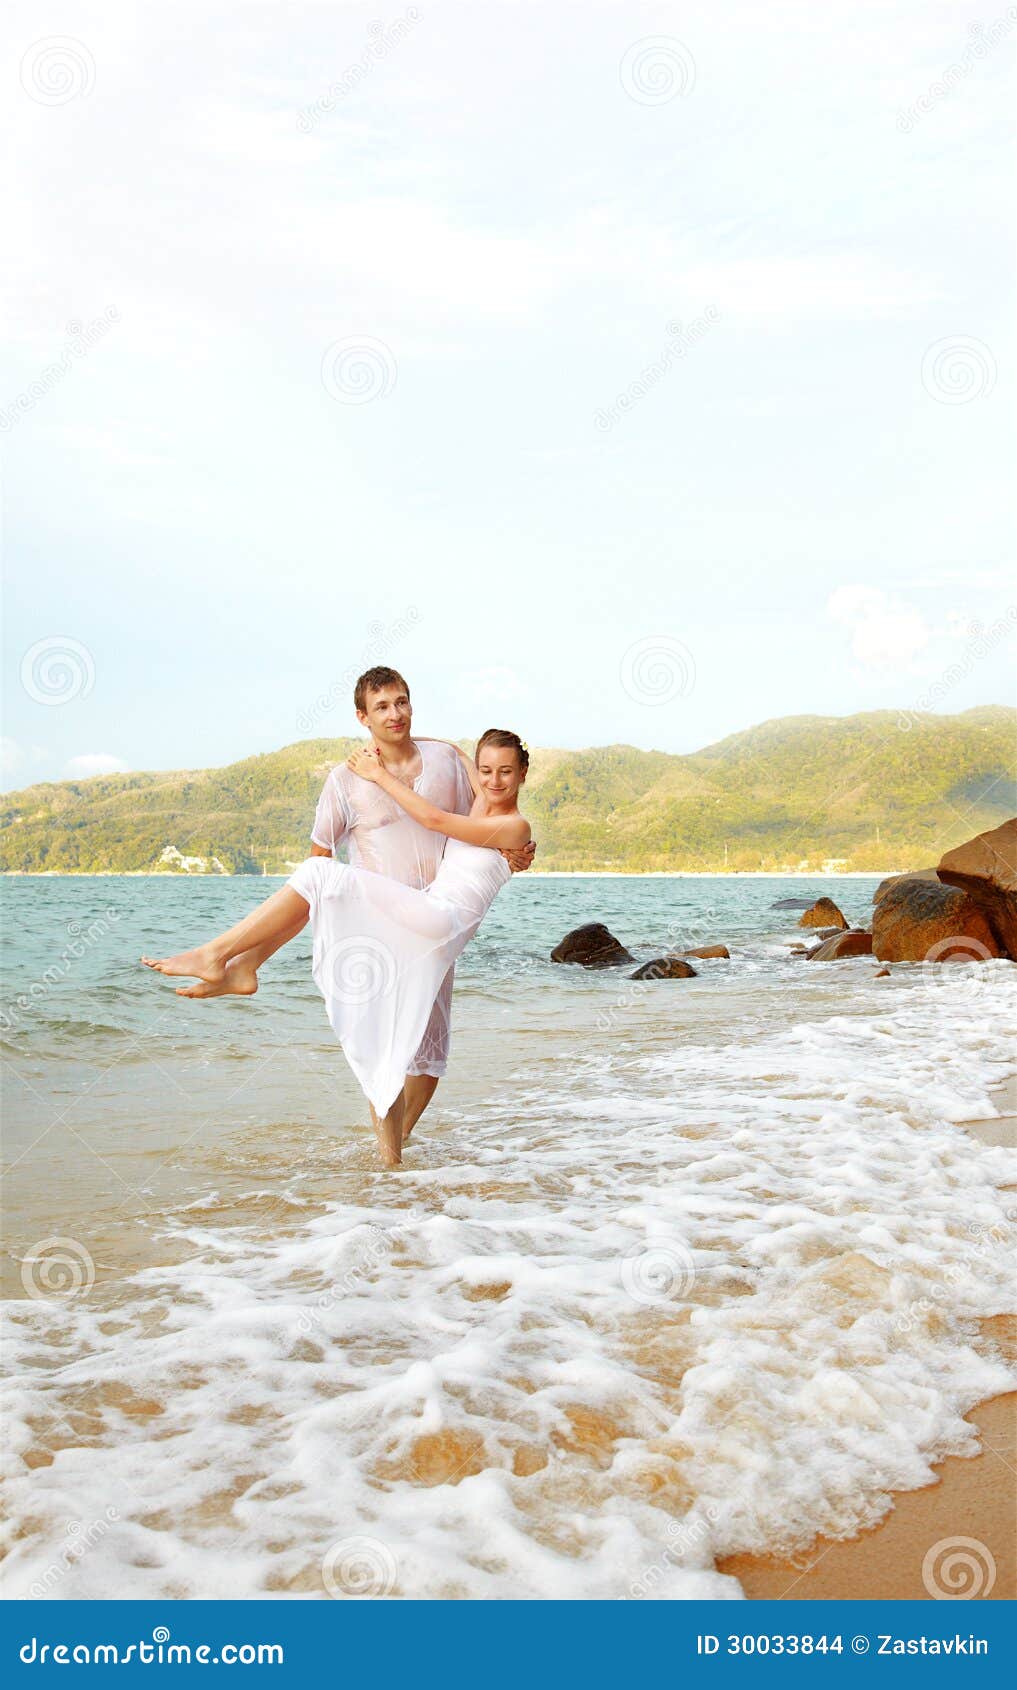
[721,1076,1017,1601]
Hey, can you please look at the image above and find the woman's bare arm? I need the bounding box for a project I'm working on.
[347,748,529,851]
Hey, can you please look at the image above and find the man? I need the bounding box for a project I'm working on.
[226,666,534,1160]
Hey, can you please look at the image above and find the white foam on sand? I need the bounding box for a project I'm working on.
[2,961,1015,1599]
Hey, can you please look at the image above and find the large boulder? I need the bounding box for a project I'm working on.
[806,929,874,960]
[772,897,821,910]
[936,818,1017,960]
[874,867,938,904]
[551,923,634,968]
[798,897,848,930]
[871,876,1003,963]
[630,956,698,980]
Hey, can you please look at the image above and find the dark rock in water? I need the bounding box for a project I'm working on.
[937,818,1017,960]
[874,867,938,904]
[874,967,891,978]
[772,897,821,909]
[551,923,634,968]
[798,897,848,930]
[677,943,730,959]
[630,956,698,980]
[871,876,1003,963]
[806,929,874,960]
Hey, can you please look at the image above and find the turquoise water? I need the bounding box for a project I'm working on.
[2,873,1014,1599]
[2,870,869,1262]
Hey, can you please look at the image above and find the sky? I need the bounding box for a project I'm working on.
[1,0,1014,789]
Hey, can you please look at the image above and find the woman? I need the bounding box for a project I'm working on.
[141,729,530,1166]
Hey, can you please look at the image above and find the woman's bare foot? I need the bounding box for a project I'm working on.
[175,960,259,999]
[140,944,226,984]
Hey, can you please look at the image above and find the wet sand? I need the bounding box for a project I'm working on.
[721,1076,1017,1601]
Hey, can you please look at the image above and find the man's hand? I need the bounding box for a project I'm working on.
[347,745,384,784]
[502,840,536,874]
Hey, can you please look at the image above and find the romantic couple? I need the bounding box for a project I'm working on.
[141,668,534,1168]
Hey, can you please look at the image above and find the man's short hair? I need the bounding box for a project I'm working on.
[354,666,410,714]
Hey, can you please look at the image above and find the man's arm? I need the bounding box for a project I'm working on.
[309,769,352,857]
[504,838,536,874]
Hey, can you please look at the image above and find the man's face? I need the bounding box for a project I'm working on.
[357,684,412,747]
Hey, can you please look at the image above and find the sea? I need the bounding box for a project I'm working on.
[2,872,1015,1599]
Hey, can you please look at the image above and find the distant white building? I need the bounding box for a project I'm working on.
[158,845,227,874]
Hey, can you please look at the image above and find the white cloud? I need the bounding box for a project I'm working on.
[63,753,130,780]
[827,585,932,671]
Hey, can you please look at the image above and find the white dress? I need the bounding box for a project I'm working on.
[286,838,511,1117]
[309,742,475,1078]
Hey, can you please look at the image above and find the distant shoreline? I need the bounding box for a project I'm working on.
[2,869,899,880]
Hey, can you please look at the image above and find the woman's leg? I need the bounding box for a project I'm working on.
[141,884,311,985]
[173,905,310,999]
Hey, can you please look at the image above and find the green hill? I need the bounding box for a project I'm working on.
[2,707,1014,874]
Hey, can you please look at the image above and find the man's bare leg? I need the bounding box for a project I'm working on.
[371,1092,405,1169]
[401,1074,439,1142]
[141,885,311,985]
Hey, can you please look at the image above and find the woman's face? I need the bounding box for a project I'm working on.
[476,745,524,803]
